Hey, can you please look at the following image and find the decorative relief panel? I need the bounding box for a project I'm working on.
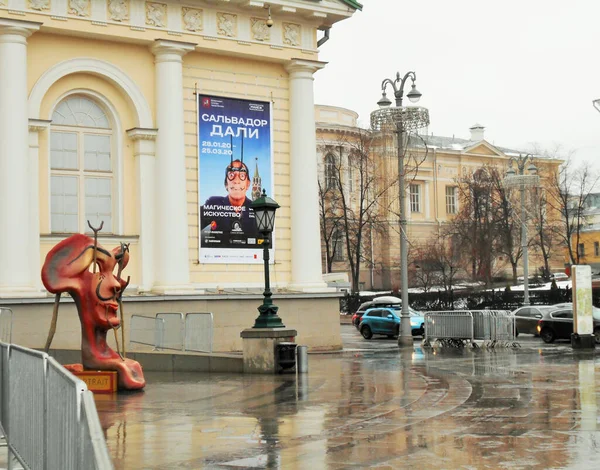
[69,0,90,17]
[146,2,166,28]
[282,23,300,46]
[250,18,270,42]
[182,7,202,32]
[108,0,129,22]
[29,0,50,11]
[217,12,237,37]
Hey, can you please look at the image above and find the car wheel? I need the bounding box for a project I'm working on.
[361,325,373,340]
[540,328,555,344]
[594,328,600,345]
[395,325,400,337]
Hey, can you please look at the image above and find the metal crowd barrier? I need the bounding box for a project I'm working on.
[0,307,13,343]
[129,315,165,350]
[185,313,214,353]
[130,313,215,352]
[424,311,474,342]
[0,342,113,469]
[156,312,185,351]
[424,310,516,347]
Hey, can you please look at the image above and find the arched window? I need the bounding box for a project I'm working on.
[324,153,337,190]
[50,96,114,233]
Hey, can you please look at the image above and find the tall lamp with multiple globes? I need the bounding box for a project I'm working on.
[370,71,430,348]
[251,189,285,328]
[503,154,539,306]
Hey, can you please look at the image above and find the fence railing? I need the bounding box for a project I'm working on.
[0,342,114,470]
[424,310,516,347]
[0,308,12,343]
[129,315,165,350]
[129,312,214,353]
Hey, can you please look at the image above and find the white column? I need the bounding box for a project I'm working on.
[29,119,52,294]
[424,181,430,219]
[150,40,196,293]
[0,19,41,298]
[127,128,157,293]
[285,59,329,291]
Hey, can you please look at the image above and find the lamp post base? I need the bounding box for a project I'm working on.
[253,302,285,328]
[397,335,414,348]
[240,328,298,374]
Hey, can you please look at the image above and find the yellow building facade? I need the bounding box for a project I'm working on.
[315,105,564,290]
[0,1,360,352]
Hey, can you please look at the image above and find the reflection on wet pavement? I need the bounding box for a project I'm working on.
[97,343,600,469]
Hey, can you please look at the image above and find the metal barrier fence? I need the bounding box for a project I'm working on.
[0,308,12,343]
[129,315,165,350]
[424,310,516,347]
[156,313,185,351]
[185,313,214,353]
[130,313,214,352]
[0,342,113,470]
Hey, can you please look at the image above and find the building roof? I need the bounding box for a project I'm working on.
[340,0,363,10]
[409,133,524,155]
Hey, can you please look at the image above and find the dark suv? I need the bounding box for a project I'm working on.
[536,307,600,344]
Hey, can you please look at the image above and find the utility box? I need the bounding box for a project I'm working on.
[275,342,297,373]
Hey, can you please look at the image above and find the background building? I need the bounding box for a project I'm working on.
[315,104,564,291]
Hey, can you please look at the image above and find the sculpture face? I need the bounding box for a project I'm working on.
[42,234,145,390]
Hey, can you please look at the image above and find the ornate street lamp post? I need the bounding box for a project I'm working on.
[503,155,539,306]
[371,72,429,348]
[251,190,285,328]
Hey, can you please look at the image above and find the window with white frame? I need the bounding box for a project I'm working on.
[410,184,421,213]
[446,186,457,214]
[333,230,344,261]
[50,96,114,234]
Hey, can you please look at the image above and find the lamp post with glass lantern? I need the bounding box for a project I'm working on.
[251,190,285,328]
[503,154,539,306]
[370,72,429,347]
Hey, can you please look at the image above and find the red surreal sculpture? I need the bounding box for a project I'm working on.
[41,232,145,391]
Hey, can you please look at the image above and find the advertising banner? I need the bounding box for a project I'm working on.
[573,265,593,335]
[197,95,273,264]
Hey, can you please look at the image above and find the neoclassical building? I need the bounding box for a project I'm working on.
[0,1,361,352]
[315,105,564,290]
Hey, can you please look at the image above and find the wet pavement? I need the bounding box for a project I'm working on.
[95,325,600,469]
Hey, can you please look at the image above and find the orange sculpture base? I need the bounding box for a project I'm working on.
[66,364,118,394]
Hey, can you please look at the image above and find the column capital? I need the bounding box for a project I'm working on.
[28,118,52,133]
[127,127,158,141]
[151,39,196,63]
[0,18,42,44]
[285,58,327,77]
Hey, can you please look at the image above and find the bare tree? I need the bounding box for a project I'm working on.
[490,167,523,284]
[317,177,343,273]
[318,130,397,292]
[448,166,499,285]
[547,158,599,264]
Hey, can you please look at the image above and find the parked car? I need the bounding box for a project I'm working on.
[351,296,401,329]
[551,272,569,281]
[536,307,600,344]
[512,306,556,336]
[359,307,425,340]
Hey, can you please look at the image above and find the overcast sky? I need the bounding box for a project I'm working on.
[314,0,600,169]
